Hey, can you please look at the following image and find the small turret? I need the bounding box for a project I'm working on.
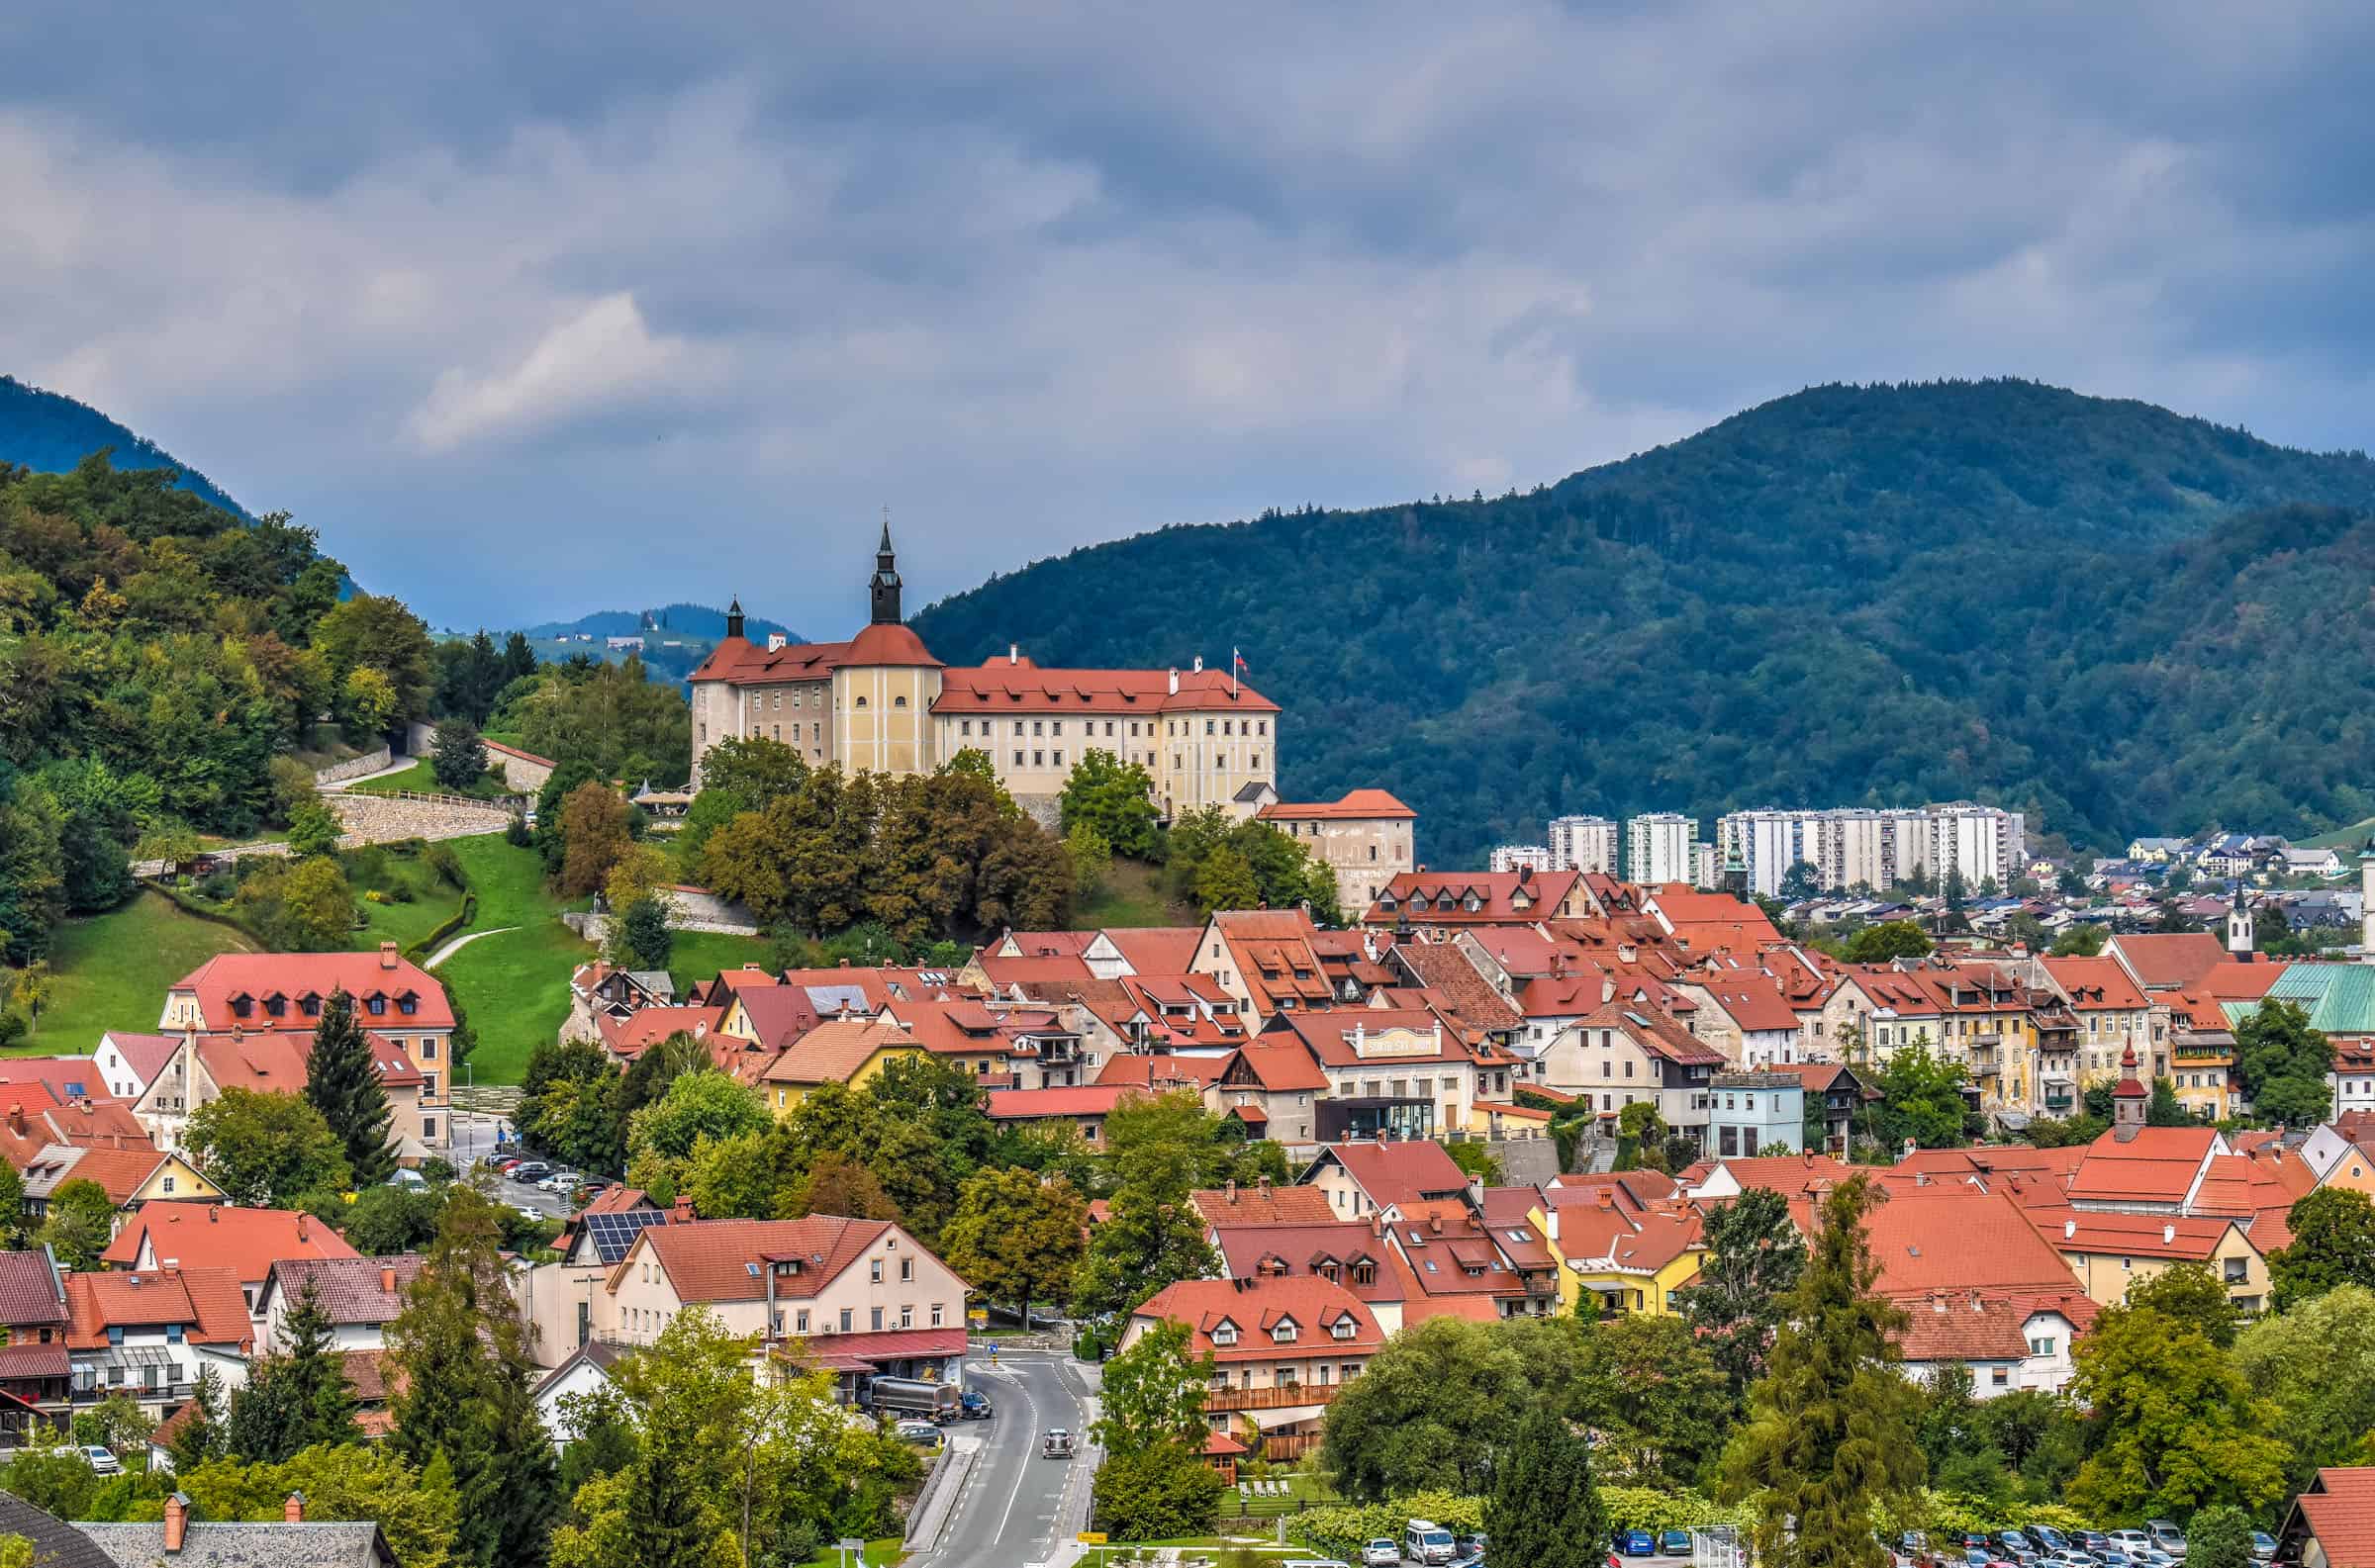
[870,513,903,625]
[2111,1043,2147,1141]
[724,597,744,640]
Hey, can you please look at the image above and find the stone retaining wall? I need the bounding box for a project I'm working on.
[486,742,555,793]
[331,793,513,845]
[314,746,393,784]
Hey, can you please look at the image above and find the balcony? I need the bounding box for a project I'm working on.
[1205,1382,1342,1414]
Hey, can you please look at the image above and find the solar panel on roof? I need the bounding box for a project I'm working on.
[581,1209,668,1263]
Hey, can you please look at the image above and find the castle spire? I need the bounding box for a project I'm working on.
[724,596,744,640]
[869,512,903,625]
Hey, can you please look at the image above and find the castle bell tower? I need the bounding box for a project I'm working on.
[870,512,902,625]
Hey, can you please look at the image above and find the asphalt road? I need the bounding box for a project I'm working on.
[919,1350,1098,1568]
[458,1118,578,1220]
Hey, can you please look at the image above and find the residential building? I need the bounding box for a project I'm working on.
[1487,844,1555,875]
[1259,1008,1518,1142]
[1705,1071,1803,1158]
[690,527,1280,817]
[533,1339,626,1449]
[2042,956,2167,1087]
[2280,1466,2375,1568]
[62,1267,252,1415]
[1360,868,1588,939]
[1895,1290,2092,1399]
[983,1084,1146,1144]
[159,945,453,1147]
[1535,1190,1704,1318]
[1625,814,1699,887]
[103,1204,360,1314]
[755,1018,924,1112]
[1299,1139,1473,1221]
[81,1493,400,1568]
[0,1250,71,1448]
[2041,1210,2270,1312]
[595,1216,968,1396]
[1256,790,1417,907]
[1782,1061,1865,1153]
[1122,1275,1385,1458]
[253,1256,427,1352]
[19,1146,219,1217]
[1548,815,1619,876]
[1192,908,1339,1022]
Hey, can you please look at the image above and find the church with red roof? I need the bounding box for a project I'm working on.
[690,526,1279,819]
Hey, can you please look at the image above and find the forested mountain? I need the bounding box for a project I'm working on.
[0,376,246,517]
[515,601,797,641]
[913,380,2375,862]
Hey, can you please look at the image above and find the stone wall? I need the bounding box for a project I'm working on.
[330,793,514,845]
[406,720,436,756]
[314,746,393,785]
[487,742,555,793]
[575,884,760,942]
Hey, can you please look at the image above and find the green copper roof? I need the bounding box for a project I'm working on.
[2226,964,2375,1035]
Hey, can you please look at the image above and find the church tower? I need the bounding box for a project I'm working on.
[2111,1042,2147,1141]
[2227,882,2253,958]
[870,515,902,625]
[724,596,744,640]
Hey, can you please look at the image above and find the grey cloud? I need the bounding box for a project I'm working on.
[0,0,2371,631]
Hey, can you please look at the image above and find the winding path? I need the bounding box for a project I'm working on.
[424,925,519,969]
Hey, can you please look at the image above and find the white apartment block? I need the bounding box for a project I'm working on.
[1717,802,2028,896]
[1489,844,1556,875]
[1548,815,1619,876]
[1626,813,1700,886]
[1691,841,1720,888]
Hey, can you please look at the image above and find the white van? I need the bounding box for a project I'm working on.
[1406,1519,1459,1565]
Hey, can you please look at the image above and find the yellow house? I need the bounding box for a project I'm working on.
[1532,1200,1703,1318]
[759,1019,924,1114]
[2318,1141,2375,1197]
[2050,1211,2271,1314]
[22,1146,222,1219]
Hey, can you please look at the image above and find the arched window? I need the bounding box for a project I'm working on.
[894,695,907,707]
[854,695,869,708]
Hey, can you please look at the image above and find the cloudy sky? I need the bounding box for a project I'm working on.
[3,1,2370,633]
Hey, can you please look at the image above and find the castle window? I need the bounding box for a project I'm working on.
[1206,719,1216,735]
[1251,753,1261,770]
[1032,721,1043,736]
[1013,751,1024,766]
[1104,721,1115,736]
[894,695,907,708]
[961,720,972,737]
[1260,720,1269,735]
[1033,751,1044,767]
[1053,751,1064,767]
[854,696,868,709]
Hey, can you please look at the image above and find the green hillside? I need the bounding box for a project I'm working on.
[0,376,245,516]
[912,380,2375,861]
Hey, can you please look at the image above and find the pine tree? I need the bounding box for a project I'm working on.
[1722,1173,1926,1568]
[306,988,395,1186]
[1487,1405,1605,1568]
[164,1363,227,1472]
[226,1277,359,1461]
[390,1186,561,1568]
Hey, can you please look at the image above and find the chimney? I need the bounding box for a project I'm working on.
[1969,1289,1983,1313]
[295,1214,309,1241]
[671,1196,695,1222]
[1258,1175,1272,1199]
[208,1206,219,1224]
[1167,668,1180,695]
[284,1492,306,1523]
[1008,643,1019,666]
[767,633,788,652]
[2063,1217,2076,1240]
[2162,1223,2176,1245]
[4,1104,18,1133]
[378,941,399,970]
[1192,655,1203,674]
[1468,1174,1484,1209]
[161,1258,178,1271]
[164,1492,189,1553]
[381,1266,397,1295]
[1226,1179,1238,1205]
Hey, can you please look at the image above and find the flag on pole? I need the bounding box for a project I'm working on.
[1232,648,1244,694]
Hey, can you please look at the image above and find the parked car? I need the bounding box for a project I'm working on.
[1361,1542,1401,1568]
[2074,1534,2110,1554]
[2033,1530,2071,1554]
[893,1419,941,1445]
[2108,1532,2154,1554]
[537,1170,579,1192]
[509,1160,552,1182]
[78,1445,120,1476]
[1964,1536,1992,1555]
[1041,1430,1074,1459]
[1456,1533,1489,1560]
[2250,1535,2278,1563]
[1405,1520,1459,1565]
[1618,1530,1657,1557]
[1662,1531,1693,1556]
[516,1205,544,1222]
[2000,1533,2037,1555]
[2147,1523,2187,1560]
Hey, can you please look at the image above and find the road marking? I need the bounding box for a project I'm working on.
[986,1366,1041,1547]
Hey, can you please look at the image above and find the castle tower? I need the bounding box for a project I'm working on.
[724,596,744,640]
[2227,881,2253,959]
[2361,839,2375,963]
[870,514,902,625]
[2111,1042,2147,1141]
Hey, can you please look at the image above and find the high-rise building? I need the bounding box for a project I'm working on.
[1923,801,2027,890]
[1547,815,1619,876]
[1691,841,1720,888]
[1625,813,1699,886]
[1713,802,2028,895]
[1489,844,1556,875]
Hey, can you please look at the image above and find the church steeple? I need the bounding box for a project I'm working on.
[870,510,902,625]
[2228,880,2253,958]
[724,596,744,640]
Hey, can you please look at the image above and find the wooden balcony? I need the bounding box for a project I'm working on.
[1205,1382,1341,1414]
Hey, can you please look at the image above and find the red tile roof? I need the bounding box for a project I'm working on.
[24,1146,179,1206]
[780,1326,968,1373]
[192,1030,422,1093]
[984,1085,1144,1120]
[1893,1289,2093,1362]
[260,1255,426,1329]
[2041,956,2151,1011]
[98,1034,184,1090]
[2292,1467,2375,1568]
[104,1203,359,1283]
[0,1251,65,1327]
[0,1057,117,1104]
[760,1019,918,1086]
[63,1267,250,1349]
[629,1216,899,1303]
[2064,1127,2220,1206]
[2108,932,2229,991]
[2034,1205,2248,1261]
[1696,981,1802,1034]
[1364,870,1582,927]
[730,985,827,1049]
[1820,1187,2076,1295]
[1311,1140,1472,1209]
[1102,927,1204,974]
[598,1004,726,1058]
[1208,1222,1407,1306]
[1220,1040,1327,1093]
[932,660,1276,715]
[1131,1275,1383,1361]
[1257,789,1415,822]
[170,952,453,1031]
[1190,1185,1340,1228]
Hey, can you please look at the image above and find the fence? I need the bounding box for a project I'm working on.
[371,788,527,814]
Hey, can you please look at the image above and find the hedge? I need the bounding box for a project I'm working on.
[405,891,478,965]
[1288,1493,1485,1560]
[144,877,272,946]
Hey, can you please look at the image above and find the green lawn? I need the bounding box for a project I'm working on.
[346,757,513,800]
[791,1540,902,1566]
[667,928,774,993]
[13,891,254,1053]
[2299,817,2375,851]
[431,834,596,1083]
[343,844,469,952]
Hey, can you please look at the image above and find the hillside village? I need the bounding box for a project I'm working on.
[2,527,2375,1568]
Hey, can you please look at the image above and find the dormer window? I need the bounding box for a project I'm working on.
[397,993,419,1015]
[263,993,287,1018]
[1271,1318,1299,1343]
[299,993,322,1017]
[1353,1258,1377,1286]
[1330,1317,1358,1340]
[366,994,387,1016]
[1210,1323,1239,1346]
[229,995,252,1019]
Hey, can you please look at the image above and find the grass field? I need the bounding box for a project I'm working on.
[343,844,469,952]
[12,891,254,1052]
[431,834,595,1083]
[792,1541,902,1567]
[2300,817,2375,851]
[345,757,514,800]
[1072,857,1193,929]
[666,928,774,993]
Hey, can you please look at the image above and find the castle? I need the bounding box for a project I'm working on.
[689,525,1280,818]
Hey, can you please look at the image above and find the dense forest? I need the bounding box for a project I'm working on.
[0,376,247,516]
[914,380,2375,861]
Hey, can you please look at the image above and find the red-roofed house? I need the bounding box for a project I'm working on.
[2036,1206,2270,1311]
[1894,1288,2096,1397]
[1256,789,1416,908]
[1259,1008,1518,1141]
[103,1203,359,1313]
[982,1084,1145,1143]
[1299,1139,1472,1220]
[2282,1466,2375,1568]
[1123,1275,1384,1454]
[599,1215,968,1394]
[62,1266,252,1414]
[162,945,453,1141]
[2042,955,2167,1089]
[1190,1180,1339,1230]
[2104,932,2230,995]
[1363,868,1586,938]
[1192,909,1345,1022]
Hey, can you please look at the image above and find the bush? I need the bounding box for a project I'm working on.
[1289,1493,1489,1561]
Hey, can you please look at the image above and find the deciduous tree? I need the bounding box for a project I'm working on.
[940,1167,1087,1326]
[558,783,633,898]
[429,720,488,791]
[2269,1187,2375,1310]
[1320,1316,1531,1501]
[2065,1304,2290,1519]
[2125,1261,2239,1347]
[38,1177,123,1270]
[1059,750,1162,861]
[185,1086,351,1208]
[2233,999,2333,1128]
[1844,920,1933,964]
[2233,1283,2375,1484]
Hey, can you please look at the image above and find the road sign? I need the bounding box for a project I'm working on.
[1078,1531,1108,1544]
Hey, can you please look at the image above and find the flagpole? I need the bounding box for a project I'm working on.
[1232,647,1240,697]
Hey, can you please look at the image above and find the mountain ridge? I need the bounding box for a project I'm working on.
[0,375,248,517]
[912,379,2375,862]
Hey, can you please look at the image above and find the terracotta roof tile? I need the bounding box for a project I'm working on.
[1190,1186,1339,1228]
[260,1255,427,1329]
[932,662,1275,715]
[1257,789,1415,822]
[171,952,453,1031]
[1310,1140,1472,1208]
[0,1250,65,1327]
[1130,1275,1383,1360]
[63,1266,250,1349]
[2293,1467,2375,1568]
[760,1018,918,1086]
[628,1216,896,1304]
[103,1203,359,1284]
